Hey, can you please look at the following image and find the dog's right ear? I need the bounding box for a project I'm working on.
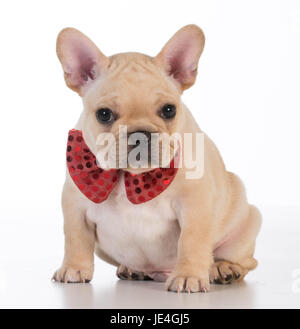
[56,28,109,95]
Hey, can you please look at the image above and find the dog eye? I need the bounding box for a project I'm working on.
[96,108,114,124]
[160,104,176,119]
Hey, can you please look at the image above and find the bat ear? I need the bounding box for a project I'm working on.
[56,28,109,95]
[154,24,205,91]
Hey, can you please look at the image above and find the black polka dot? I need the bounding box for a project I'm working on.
[156,172,162,179]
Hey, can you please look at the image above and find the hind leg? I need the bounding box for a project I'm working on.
[210,260,245,284]
[211,205,261,284]
[116,265,153,281]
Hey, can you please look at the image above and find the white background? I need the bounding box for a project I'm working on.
[0,0,299,308]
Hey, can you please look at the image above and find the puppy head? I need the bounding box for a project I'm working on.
[57,25,205,173]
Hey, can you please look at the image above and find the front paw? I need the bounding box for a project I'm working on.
[166,270,210,293]
[52,263,94,283]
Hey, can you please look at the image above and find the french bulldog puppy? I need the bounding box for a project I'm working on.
[52,25,261,292]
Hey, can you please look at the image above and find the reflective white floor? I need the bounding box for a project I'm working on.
[0,205,299,308]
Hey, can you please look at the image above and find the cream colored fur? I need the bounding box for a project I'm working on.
[52,25,261,292]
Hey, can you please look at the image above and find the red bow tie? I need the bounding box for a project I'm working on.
[66,129,178,204]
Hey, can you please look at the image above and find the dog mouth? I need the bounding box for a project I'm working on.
[95,128,179,173]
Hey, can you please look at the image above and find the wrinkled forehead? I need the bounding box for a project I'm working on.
[84,53,180,109]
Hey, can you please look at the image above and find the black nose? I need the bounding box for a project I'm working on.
[128,130,152,145]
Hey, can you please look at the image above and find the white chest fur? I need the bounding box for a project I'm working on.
[86,178,180,273]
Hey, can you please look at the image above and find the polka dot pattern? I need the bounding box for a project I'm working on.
[123,157,178,204]
[66,129,179,205]
[67,129,120,203]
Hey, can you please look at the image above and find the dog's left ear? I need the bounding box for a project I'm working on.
[154,24,205,91]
